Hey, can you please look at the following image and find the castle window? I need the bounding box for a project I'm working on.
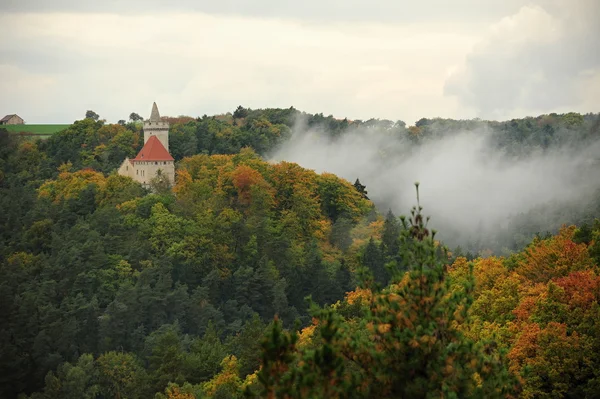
[164,162,166,165]
[155,162,158,165]
[136,170,138,175]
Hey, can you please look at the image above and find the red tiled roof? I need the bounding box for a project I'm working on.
[132,135,174,161]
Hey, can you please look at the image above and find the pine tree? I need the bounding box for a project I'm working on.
[360,184,517,397]
[353,178,369,200]
[362,237,388,287]
[381,209,400,258]
[250,184,519,398]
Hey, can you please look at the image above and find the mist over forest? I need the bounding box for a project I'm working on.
[271,112,600,253]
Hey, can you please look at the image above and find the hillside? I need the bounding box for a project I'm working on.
[42,108,600,253]
[1,109,599,398]
[0,125,374,397]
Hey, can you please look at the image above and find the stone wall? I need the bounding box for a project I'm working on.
[118,158,134,179]
[131,160,175,187]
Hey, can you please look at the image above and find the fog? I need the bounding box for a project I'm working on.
[269,119,600,252]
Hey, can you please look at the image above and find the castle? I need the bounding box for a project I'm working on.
[117,102,175,188]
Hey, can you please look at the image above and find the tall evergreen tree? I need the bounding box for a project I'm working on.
[382,209,400,258]
[362,237,388,287]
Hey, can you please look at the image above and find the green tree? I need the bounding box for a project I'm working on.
[233,105,249,119]
[96,351,148,399]
[330,217,353,251]
[26,354,99,399]
[362,237,387,287]
[227,314,266,378]
[129,112,143,122]
[144,324,188,393]
[381,209,400,258]
[149,169,173,195]
[85,110,100,121]
[353,178,369,200]
[185,322,227,383]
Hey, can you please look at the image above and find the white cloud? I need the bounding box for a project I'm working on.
[270,123,600,250]
[1,0,527,26]
[445,0,600,119]
[0,0,596,124]
[0,11,476,124]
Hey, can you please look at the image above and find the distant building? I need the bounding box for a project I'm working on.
[0,114,24,125]
[118,103,175,188]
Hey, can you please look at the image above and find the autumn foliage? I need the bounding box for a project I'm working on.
[2,111,600,399]
[448,225,600,398]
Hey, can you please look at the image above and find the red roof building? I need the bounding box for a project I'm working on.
[132,135,174,162]
[117,102,175,188]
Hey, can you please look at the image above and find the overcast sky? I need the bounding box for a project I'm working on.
[1,0,598,124]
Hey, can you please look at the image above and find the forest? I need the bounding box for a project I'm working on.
[1,107,599,398]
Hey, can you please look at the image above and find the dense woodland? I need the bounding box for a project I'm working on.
[1,108,599,398]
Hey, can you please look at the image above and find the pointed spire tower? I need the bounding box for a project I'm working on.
[143,102,170,150]
[118,102,175,190]
[149,102,161,122]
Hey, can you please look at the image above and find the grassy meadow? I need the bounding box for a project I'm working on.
[1,124,70,139]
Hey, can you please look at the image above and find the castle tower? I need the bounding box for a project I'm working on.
[118,102,175,188]
[144,102,169,150]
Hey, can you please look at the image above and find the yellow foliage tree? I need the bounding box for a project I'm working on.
[202,355,242,397]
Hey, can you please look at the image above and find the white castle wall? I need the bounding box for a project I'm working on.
[131,160,175,187]
[144,121,169,150]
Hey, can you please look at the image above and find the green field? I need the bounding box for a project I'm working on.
[1,124,70,136]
